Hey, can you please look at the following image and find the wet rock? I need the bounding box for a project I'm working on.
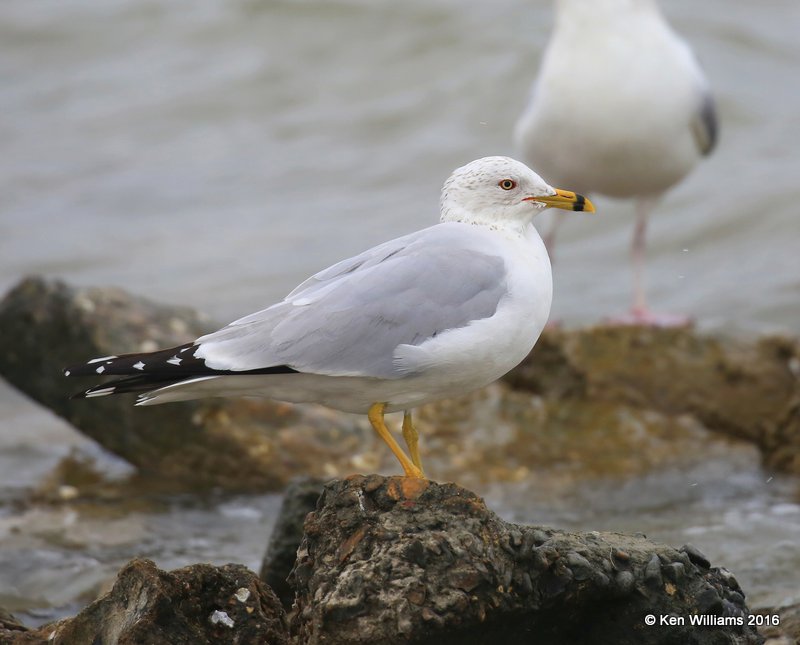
[662,561,685,583]
[260,476,326,607]
[0,607,42,645]
[1,478,771,644]
[0,608,26,632]
[412,382,743,493]
[681,543,711,570]
[644,554,663,588]
[289,476,762,645]
[0,630,46,645]
[505,326,800,475]
[755,602,800,644]
[0,276,368,492]
[18,559,288,645]
[762,396,800,475]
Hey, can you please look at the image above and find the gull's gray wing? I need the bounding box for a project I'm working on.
[683,45,718,157]
[193,223,508,379]
[691,86,718,156]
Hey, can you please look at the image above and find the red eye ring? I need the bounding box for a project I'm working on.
[499,179,517,190]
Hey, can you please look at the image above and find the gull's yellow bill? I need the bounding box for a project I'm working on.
[524,189,595,213]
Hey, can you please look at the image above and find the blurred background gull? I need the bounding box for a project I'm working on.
[515,0,718,325]
[1,0,799,627]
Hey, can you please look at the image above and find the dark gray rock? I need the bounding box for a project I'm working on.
[260,476,326,608]
[681,543,711,570]
[37,559,287,645]
[289,476,763,645]
[644,554,663,588]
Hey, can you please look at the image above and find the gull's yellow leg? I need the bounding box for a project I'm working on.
[367,403,425,479]
[402,411,425,476]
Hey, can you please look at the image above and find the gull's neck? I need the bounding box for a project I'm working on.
[440,205,533,238]
[555,0,662,25]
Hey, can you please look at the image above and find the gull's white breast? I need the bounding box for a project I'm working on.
[386,224,553,410]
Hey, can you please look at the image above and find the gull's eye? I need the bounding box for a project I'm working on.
[498,179,517,191]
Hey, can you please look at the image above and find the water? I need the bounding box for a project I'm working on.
[1,0,798,625]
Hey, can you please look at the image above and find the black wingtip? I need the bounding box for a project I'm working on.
[64,342,301,402]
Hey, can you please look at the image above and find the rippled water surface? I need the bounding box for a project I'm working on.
[1,0,799,625]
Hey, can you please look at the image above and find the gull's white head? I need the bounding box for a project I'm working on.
[440,156,593,229]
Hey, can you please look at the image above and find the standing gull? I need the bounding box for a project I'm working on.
[515,0,717,324]
[65,157,594,479]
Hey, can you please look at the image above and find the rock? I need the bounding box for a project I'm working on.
[21,559,288,645]
[289,476,763,645]
[260,476,326,607]
[0,608,26,632]
[762,396,800,475]
[0,630,46,645]
[505,326,800,475]
[1,479,771,644]
[0,276,370,492]
[755,603,800,645]
[0,607,41,645]
[680,543,711,570]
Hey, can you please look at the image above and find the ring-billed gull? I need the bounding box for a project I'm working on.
[65,157,594,479]
[515,0,717,325]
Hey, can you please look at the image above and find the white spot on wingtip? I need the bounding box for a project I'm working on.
[96,365,105,374]
[64,370,71,376]
[85,387,115,398]
[136,394,157,406]
[209,610,234,628]
[166,356,182,366]
[179,346,191,353]
[87,355,117,364]
[133,361,145,371]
